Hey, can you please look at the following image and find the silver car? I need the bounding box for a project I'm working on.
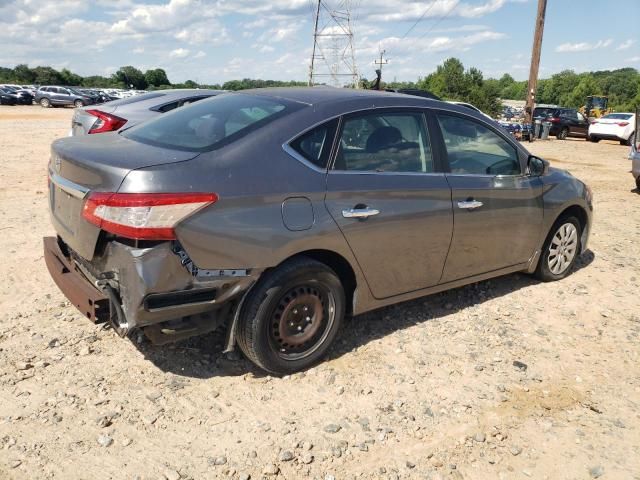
[71,89,224,135]
[44,88,593,374]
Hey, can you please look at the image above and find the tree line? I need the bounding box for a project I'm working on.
[1,60,638,114]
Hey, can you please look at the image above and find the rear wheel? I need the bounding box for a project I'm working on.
[535,216,581,282]
[237,257,345,375]
[557,127,569,140]
[589,136,600,143]
[39,98,50,108]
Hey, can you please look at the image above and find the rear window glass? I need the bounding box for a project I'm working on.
[601,113,633,120]
[107,92,166,107]
[122,94,296,152]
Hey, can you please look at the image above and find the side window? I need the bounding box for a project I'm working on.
[334,111,433,173]
[437,114,521,176]
[289,119,338,169]
[577,112,587,122]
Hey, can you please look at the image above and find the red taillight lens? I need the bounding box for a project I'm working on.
[86,110,127,134]
[549,117,560,123]
[82,192,218,240]
[617,122,629,127]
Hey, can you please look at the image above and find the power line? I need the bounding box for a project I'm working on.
[401,0,438,39]
[417,0,460,39]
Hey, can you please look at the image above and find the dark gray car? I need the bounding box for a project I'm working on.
[35,86,94,108]
[71,89,224,135]
[44,88,593,374]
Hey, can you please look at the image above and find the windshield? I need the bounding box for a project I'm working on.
[601,113,633,120]
[122,93,298,152]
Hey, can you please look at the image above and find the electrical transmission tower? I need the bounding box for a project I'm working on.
[308,0,359,88]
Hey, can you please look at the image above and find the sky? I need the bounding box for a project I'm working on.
[0,0,638,85]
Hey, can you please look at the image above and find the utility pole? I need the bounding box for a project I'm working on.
[524,0,548,139]
[371,49,388,90]
[308,0,359,88]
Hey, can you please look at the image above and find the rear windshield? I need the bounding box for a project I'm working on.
[106,92,166,106]
[601,113,633,120]
[533,107,556,117]
[122,93,296,152]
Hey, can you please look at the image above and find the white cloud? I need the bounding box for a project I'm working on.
[169,47,190,58]
[616,39,635,51]
[556,39,613,53]
[193,50,206,59]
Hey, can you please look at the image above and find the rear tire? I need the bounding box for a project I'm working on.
[557,127,569,140]
[237,257,345,375]
[534,215,582,282]
[39,98,50,108]
[589,136,600,143]
[636,176,640,190]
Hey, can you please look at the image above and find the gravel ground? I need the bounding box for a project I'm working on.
[0,106,639,480]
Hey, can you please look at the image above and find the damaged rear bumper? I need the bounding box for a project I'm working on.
[43,236,259,342]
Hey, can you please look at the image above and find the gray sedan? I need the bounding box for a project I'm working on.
[70,88,224,135]
[44,88,593,374]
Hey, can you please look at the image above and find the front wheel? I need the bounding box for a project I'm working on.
[557,127,569,140]
[237,257,345,375]
[535,216,582,282]
[73,100,84,108]
[626,132,635,147]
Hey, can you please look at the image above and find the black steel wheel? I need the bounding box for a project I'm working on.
[237,257,345,374]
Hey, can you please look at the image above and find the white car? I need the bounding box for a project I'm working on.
[447,101,495,121]
[588,113,636,145]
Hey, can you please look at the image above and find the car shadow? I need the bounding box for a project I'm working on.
[133,250,595,379]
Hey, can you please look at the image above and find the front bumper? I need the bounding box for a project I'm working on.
[43,236,257,334]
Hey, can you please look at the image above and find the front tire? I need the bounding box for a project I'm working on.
[557,127,569,140]
[74,100,84,108]
[39,98,50,108]
[626,132,635,147]
[237,257,345,375]
[535,216,582,282]
[589,136,600,143]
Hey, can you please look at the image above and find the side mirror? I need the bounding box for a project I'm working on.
[528,155,549,176]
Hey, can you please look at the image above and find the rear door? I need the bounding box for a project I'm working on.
[324,109,453,299]
[433,111,543,283]
[569,110,589,136]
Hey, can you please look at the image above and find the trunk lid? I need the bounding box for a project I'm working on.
[49,133,199,259]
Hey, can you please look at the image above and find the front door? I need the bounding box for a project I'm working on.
[324,109,453,299]
[434,112,544,283]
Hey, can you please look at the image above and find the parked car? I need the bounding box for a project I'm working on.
[71,89,223,135]
[448,101,494,121]
[630,110,640,190]
[588,113,636,145]
[44,88,593,374]
[0,88,17,105]
[533,107,590,140]
[35,86,94,108]
[0,85,33,104]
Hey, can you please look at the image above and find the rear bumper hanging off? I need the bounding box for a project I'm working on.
[43,236,109,323]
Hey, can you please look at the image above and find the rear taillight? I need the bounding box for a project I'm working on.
[86,109,127,134]
[617,122,629,127]
[82,192,218,240]
[590,120,598,124]
[549,117,560,123]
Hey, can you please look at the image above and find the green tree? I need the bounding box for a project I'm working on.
[144,68,170,87]
[32,66,64,85]
[12,64,36,83]
[59,68,83,86]
[113,66,147,89]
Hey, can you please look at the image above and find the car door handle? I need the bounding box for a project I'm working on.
[457,200,483,210]
[342,207,380,219]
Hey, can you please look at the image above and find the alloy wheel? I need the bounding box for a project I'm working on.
[548,222,578,275]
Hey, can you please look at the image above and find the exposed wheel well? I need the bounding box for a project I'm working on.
[285,250,357,316]
[555,204,588,239]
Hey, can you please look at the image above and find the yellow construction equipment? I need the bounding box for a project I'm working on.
[581,95,612,119]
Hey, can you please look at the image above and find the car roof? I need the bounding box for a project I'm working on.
[238,86,441,106]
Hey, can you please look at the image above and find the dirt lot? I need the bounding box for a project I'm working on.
[0,106,639,480]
